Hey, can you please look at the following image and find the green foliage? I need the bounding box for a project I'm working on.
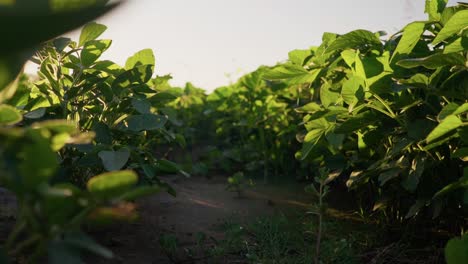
[0,118,156,262]
[0,0,119,54]
[0,1,180,262]
[87,170,138,199]
[305,168,339,264]
[0,0,464,261]
[257,0,468,227]
[445,234,468,264]
[170,0,466,231]
[210,215,360,264]
[0,104,22,125]
[22,22,188,185]
[164,1,467,260]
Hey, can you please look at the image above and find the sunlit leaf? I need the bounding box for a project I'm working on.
[87,170,138,199]
[432,9,468,44]
[391,22,426,63]
[125,49,155,70]
[0,104,22,125]
[79,22,107,46]
[445,234,468,264]
[396,53,465,69]
[325,29,382,53]
[426,115,462,143]
[81,39,112,66]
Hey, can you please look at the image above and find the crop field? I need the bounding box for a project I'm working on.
[0,0,467,263]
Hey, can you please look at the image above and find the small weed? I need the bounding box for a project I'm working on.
[208,214,369,263]
[226,172,254,198]
[159,233,179,261]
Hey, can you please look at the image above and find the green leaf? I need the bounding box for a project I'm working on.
[425,0,448,21]
[51,133,71,151]
[405,200,426,219]
[341,50,356,67]
[0,104,22,125]
[288,49,312,66]
[53,37,71,52]
[241,70,264,90]
[379,168,401,186]
[79,22,107,46]
[125,49,155,70]
[396,53,465,69]
[98,149,130,171]
[0,2,120,54]
[81,39,112,66]
[24,108,46,119]
[354,51,367,80]
[438,103,461,121]
[93,122,111,144]
[18,130,59,190]
[444,35,468,53]
[325,29,382,53]
[126,114,167,132]
[49,0,112,12]
[92,60,124,75]
[320,81,341,108]
[112,65,155,94]
[453,103,468,116]
[401,156,426,192]
[433,171,468,199]
[87,170,138,199]
[300,129,326,160]
[341,76,365,108]
[432,10,468,45]
[445,234,468,264]
[335,111,377,134]
[441,6,463,25]
[304,117,332,131]
[131,98,151,114]
[452,148,468,159]
[155,159,190,177]
[295,102,322,113]
[263,64,321,85]
[391,22,426,62]
[148,92,178,106]
[0,55,24,103]
[426,115,463,143]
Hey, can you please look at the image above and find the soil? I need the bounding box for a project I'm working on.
[88,175,316,264]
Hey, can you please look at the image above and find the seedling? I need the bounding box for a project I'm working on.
[305,168,339,264]
[226,172,254,198]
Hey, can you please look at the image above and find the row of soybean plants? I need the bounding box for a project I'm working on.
[164,1,468,261]
[0,1,187,262]
[161,70,307,181]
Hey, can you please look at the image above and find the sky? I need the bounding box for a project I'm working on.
[27,0,459,91]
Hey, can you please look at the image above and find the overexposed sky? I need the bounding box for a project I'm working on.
[29,0,459,91]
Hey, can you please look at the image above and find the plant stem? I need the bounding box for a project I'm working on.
[259,127,268,184]
[315,182,324,264]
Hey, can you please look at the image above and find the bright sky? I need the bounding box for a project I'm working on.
[29,0,458,91]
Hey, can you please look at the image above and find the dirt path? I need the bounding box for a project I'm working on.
[90,176,313,264]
